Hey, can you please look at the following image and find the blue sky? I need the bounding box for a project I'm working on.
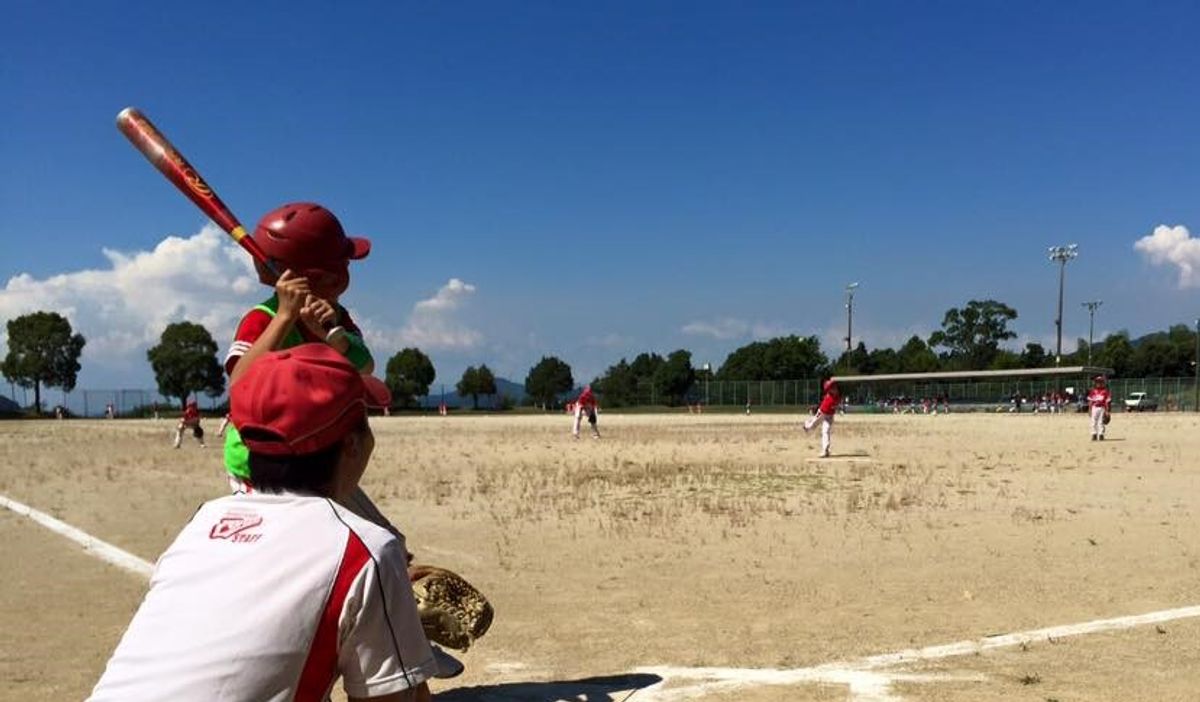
[4,1,1200,392]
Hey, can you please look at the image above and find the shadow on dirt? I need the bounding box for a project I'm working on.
[437,672,663,701]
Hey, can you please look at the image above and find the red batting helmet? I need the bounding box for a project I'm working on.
[250,203,370,296]
[824,379,837,392]
[1093,375,1107,384]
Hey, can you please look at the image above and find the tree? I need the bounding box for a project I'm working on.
[147,322,225,408]
[718,335,828,380]
[834,342,873,375]
[895,335,940,373]
[652,349,695,406]
[456,366,480,410]
[593,358,639,407]
[525,356,573,409]
[385,348,435,408]
[1019,342,1049,369]
[475,364,498,408]
[2,311,86,414]
[928,300,1018,370]
[1095,332,1134,377]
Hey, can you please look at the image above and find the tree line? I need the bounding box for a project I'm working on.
[4,299,1199,413]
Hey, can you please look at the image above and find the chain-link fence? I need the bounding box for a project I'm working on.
[650,377,1200,412]
[1,387,227,418]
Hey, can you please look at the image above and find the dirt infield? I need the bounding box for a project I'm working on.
[2,411,1198,700]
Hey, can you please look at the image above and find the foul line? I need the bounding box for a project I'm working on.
[0,493,154,579]
[634,603,1200,700]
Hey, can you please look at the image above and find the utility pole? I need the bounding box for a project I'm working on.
[1081,300,1102,366]
[844,282,860,352]
[1048,245,1079,366]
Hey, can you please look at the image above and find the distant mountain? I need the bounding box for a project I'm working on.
[0,395,20,415]
[419,377,525,409]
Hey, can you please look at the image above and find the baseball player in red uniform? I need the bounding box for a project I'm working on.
[572,385,600,439]
[173,399,205,449]
[804,379,841,458]
[89,344,445,701]
[1087,375,1112,440]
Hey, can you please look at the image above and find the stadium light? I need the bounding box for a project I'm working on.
[1081,300,1102,366]
[845,282,860,352]
[1048,244,1079,365]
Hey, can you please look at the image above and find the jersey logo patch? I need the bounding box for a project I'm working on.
[209,512,264,543]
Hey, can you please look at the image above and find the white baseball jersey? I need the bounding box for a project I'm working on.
[88,493,436,701]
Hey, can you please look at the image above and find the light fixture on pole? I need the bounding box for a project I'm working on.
[702,363,711,406]
[1081,300,1102,366]
[844,282,860,352]
[1048,244,1079,366]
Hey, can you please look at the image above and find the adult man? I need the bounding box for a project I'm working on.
[89,344,439,701]
[803,379,841,458]
[1087,374,1112,441]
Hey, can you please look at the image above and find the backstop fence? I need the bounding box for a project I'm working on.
[1,387,227,418]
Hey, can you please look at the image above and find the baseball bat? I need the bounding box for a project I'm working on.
[115,107,281,280]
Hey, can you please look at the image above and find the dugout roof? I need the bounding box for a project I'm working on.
[830,366,1115,384]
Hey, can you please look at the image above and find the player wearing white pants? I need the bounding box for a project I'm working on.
[803,379,840,458]
[572,385,600,439]
[1087,375,1111,440]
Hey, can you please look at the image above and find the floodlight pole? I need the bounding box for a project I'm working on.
[1081,300,1102,366]
[1048,245,1078,366]
[702,363,711,406]
[845,282,859,352]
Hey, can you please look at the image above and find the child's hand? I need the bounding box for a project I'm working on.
[275,270,310,321]
[300,295,337,335]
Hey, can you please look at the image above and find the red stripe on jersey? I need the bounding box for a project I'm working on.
[295,529,371,702]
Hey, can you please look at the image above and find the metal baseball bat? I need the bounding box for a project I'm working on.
[116,107,280,280]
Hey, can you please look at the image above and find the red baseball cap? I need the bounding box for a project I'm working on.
[230,344,391,456]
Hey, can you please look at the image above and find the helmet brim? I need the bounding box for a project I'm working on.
[348,237,371,260]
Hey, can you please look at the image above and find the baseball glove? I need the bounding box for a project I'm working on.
[1103,412,1111,425]
[409,565,494,651]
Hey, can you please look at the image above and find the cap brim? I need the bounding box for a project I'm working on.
[362,375,392,409]
[431,645,465,679]
[348,236,371,260]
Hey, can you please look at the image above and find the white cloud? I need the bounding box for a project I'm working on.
[0,225,259,369]
[362,278,482,352]
[681,318,788,340]
[1134,224,1200,288]
[414,278,476,311]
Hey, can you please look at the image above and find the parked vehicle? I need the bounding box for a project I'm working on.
[1124,392,1159,412]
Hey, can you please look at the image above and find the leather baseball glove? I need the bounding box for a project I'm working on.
[409,565,494,651]
[1103,412,1111,425]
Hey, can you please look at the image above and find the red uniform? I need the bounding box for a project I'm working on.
[817,390,839,416]
[1087,382,1111,440]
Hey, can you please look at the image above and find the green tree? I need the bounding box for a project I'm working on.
[2,311,86,414]
[455,366,479,410]
[593,359,639,407]
[718,335,828,380]
[1019,342,1049,369]
[652,349,695,406]
[525,356,573,409]
[385,348,436,408]
[1095,331,1134,377]
[146,321,225,408]
[895,335,940,373]
[928,300,1018,370]
[475,364,498,408]
[834,342,873,375]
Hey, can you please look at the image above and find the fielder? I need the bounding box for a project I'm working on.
[572,385,600,439]
[803,379,840,458]
[88,345,441,701]
[173,399,205,449]
[1087,374,1112,440]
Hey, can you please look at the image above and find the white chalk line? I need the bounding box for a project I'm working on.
[633,603,1200,700]
[0,493,154,579]
[4,492,1198,701]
